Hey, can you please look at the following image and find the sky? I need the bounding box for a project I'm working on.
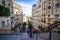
[16,0,37,17]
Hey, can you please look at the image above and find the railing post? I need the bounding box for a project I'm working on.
[36,33,38,40]
[49,31,52,40]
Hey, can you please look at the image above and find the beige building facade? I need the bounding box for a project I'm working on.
[0,0,23,30]
[32,0,60,31]
[11,1,23,27]
[23,14,29,23]
[0,0,13,30]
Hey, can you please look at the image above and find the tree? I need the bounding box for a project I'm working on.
[28,22,33,37]
[38,25,45,32]
[0,5,10,17]
[22,22,26,30]
[11,23,21,31]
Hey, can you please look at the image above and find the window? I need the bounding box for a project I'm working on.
[48,2,52,9]
[48,18,51,24]
[57,0,60,3]
[8,3,11,7]
[48,11,51,17]
[48,6,51,9]
[44,1,46,3]
[39,6,41,8]
[1,21,5,28]
[48,14,50,18]
[44,18,46,23]
[40,0,41,2]
[56,10,59,14]
[55,14,59,18]
[48,0,51,1]
[55,10,59,18]
[16,12,18,16]
[44,8,46,10]
[42,7,43,11]
[7,20,9,25]
[11,4,13,8]
[56,2,60,8]
[49,2,52,6]
[2,0,5,6]
[11,11,13,14]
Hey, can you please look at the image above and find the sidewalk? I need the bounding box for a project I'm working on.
[32,32,60,40]
[29,38,34,40]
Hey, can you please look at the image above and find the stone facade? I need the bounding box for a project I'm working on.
[0,0,12,30]
[0,17,11,30]
[11,1,23,27]
[32,0,60,31]
[0,0,23,30]
[23,14,29,23]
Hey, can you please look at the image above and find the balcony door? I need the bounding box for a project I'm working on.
[1,21,5,28]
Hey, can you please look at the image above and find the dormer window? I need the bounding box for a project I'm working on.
[2,0,5,6]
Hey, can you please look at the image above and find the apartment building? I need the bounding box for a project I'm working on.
[23,14,29,23]
[32,0,60,31]
[0,0,23,30]
[0,0,13,30]
[32,4,38,30]
[11,1,23,28]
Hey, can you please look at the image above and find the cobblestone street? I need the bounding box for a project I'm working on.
[0,32,60,40]
[32,32,60,40]
[0,0,60,40]
[0,32,32,40]
[0,33,29,40]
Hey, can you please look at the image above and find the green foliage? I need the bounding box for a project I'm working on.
[28,20,30,24]
[0,5,10,17]
[11,28,16,31]
[44,30,50,32]
[22,22,26,25]
[28,22,33,29]
[38,25,50,32]
[22,22,26,30]
[27,19,33,31]
[28,22,33,35]
[38,25,45,32]
[11,23,21,31]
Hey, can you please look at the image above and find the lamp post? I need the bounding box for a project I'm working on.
[48,0,53,40]
[48,25,52,40]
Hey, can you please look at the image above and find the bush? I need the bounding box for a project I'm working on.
[0,5,10,17]
[38,25,45,32]
[28,23,33,29]
[11,28,16,31]
[28,22,33,34]
[11,23,21,31]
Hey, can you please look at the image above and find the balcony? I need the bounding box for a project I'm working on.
[55,3,60,8]
[41,20,45,23]
[48,6,51,9]
[55,14,59,18]
[48,14,55,18]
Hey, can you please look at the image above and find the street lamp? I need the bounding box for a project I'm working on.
[48,24,52,40]
[48,0,53,40]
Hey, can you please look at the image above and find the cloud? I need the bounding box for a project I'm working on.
[17,2,32,16]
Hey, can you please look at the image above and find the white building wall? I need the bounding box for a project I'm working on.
[0,0,11,30]
[0,0,23,29]
[0,17,11,29]
[23,14,28,23]
[0,0,2,5]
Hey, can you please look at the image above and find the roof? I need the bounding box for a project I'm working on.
[33,4,36,7]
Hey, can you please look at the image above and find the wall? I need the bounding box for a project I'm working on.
[0,17,11,30]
